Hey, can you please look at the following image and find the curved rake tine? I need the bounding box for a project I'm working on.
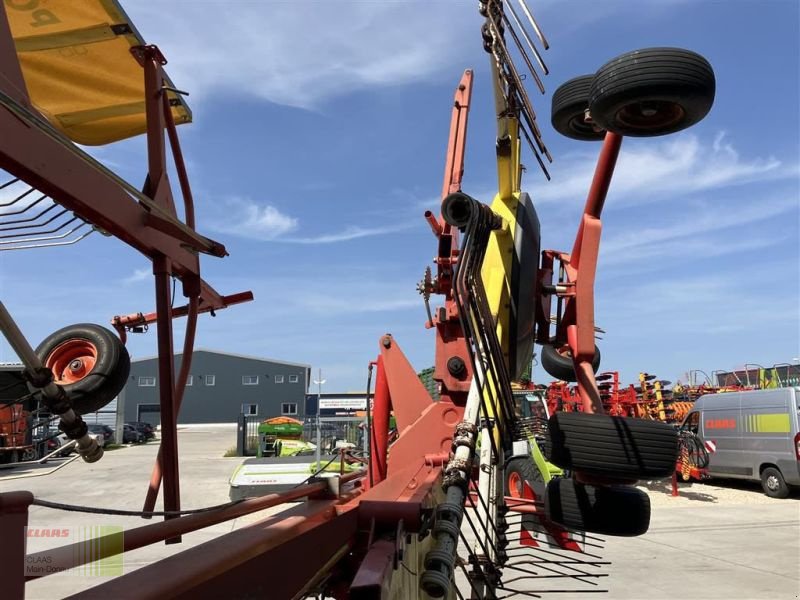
[0,214,78,239]
[0,185,36,208]
[0,225,93,252]
[514,0,550,49]
[0,195,54,224]
[0,194,48,218]
[0,177,20,190]
[504,0,549,76]
[519,122,551,180]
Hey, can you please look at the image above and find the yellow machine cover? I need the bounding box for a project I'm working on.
[5,0,191,145]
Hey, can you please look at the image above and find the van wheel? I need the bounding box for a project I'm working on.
[760,467,790,499]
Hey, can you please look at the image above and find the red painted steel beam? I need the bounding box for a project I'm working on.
[370,355,390,485]
[442,69,473,198]
[153,256,181,540]
[112,291,253,330]
[25,477,361,577]
[141,294,199,515]
[429,71,474,401]
[350,539,396,598]
[0,5,28,107]
[379,335,433,432]
[69,501,360,600]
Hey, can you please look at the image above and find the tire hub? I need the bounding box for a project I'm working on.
[615,100,685,132]
[45,339,98,384]
[766,474,779,491]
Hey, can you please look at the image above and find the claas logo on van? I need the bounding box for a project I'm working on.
[705,418,736,429]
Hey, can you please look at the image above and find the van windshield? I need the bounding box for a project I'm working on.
[683,411,700,435]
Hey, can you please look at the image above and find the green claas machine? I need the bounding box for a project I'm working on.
[257,417,314,458]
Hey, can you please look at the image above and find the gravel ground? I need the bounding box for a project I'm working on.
[638,476,800,507]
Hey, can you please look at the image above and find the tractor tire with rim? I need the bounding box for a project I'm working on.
[551,75,606,141]
[540,342,601,382]
[589,47,715,137]
[760,466,790,499]
[506,455,544,498]
[34,324,130,415]
[545,478,650,537]
[545,411,678,479]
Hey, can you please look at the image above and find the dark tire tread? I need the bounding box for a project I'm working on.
[545,478,650,537]
[545,412,678,478]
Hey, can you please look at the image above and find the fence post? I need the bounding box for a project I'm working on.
[236,413,245,456]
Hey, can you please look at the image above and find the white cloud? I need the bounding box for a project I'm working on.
[122,268,150,285]
[535,132,793,205]
[282,224,416,244]
[209,197,415,244]
[122,1,474,110]
[212,198,298,240]
[601,195,798,263]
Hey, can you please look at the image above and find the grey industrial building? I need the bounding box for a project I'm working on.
[122,350,310,425]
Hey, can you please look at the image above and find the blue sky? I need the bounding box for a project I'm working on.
[1,0,798,392]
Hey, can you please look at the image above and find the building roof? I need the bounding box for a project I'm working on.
[131,348,311,370]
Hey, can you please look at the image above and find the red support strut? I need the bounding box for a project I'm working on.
[370,355,390,485]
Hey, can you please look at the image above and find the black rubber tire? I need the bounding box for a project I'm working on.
[551,75,606,141]
[545,478,650,537]
[505,456,544,497]
[35,324,131,415]
[760,466,790,499]
[545,412,678,478]
[540,342,601,382]
[589,47,715,137]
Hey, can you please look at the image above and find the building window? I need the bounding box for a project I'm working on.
[275,375,285,384]
[205,375,216,386]
[242,404,258,416]
[185,375,193,387]
[242,375,259,386]
[289,374,299,383]
[281,403,297,415]
[138,376,156,387]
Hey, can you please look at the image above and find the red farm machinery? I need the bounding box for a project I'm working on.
[0,1,719,598]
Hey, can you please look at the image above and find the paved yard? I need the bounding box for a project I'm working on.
[2,428,798,599]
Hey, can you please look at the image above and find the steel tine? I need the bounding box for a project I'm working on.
[519,122,551,181]
[0,185,36,208]
[0,228,93,252]
[514,0,550,49]
[505,0,549,75]
[520,105,553,162]
[500,8,546,93]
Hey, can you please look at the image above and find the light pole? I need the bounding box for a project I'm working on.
[313,369,326,470]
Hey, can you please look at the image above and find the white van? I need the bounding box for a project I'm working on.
[681,387,800,498]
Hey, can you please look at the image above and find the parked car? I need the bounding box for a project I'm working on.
[122,424,144,444]
[126,421,156,440]
[680,387,800,498]
[87,423,114,443]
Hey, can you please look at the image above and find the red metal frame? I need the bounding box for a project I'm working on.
[0,7,252,531]
[426,69,474,404]
[536,132,623,413]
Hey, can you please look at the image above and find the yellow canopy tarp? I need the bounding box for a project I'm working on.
[5,0,191,145]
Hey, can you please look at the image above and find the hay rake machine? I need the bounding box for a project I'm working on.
[0,1,718,598]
